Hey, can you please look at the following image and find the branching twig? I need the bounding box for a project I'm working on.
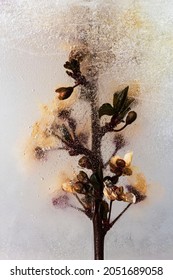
[74,193,86,209]
[69,204,85,213]
[108,200,113,224]
[103,147,118,168]
[73,194,93,219]
[53,132,96,167]
[108,203,132,231]
[101,123,127,137]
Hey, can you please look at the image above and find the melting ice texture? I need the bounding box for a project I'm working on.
[0,0,173,259]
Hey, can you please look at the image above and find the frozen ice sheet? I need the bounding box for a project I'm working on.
[0,0,173,259]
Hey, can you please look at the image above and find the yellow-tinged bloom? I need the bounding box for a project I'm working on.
[103,185,136,203]
[110,155,121,166]
[62,181,75,193]
[110,151,133,176]
[110,151,133,167]
[103,186,118,201]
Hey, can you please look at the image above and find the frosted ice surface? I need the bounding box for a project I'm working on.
[0,0,173,259]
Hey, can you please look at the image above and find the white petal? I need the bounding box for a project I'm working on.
[124,151,133,167]
[125,192,136,203]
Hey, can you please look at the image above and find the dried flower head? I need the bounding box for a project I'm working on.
[103,185,136,203]
[103,186,118,201]
[110,151,133,176]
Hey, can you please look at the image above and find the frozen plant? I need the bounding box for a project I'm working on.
[30,48,147,260]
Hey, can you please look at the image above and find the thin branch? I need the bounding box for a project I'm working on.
[112,124,127,132]
[73,194,93,219]
[52,133,70,146]
[108,200,113,224]
[53,132,96,165]
[103,147,118,168]
[101,123,127,137]
[69,204,85,213]
[109,203,132,230]
[74,193,86,209]
[69,204,93,220]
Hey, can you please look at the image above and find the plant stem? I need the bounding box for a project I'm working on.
[86,73,105,259]
[108,200,113,224]
[93,199,105,260]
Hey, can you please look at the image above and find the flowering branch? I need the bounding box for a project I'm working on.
[30,49,147,260]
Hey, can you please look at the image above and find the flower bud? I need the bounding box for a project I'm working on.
[62,181,74,193]
[125,111,137,125]
[110,113,119,127]
[73,182,86,194]
[111,175,119,184]
[77,171,89,184]
[55,87,74,100]
[115,186,124,196]
[116,158,126,168]
[34,146,45,160]
[110,166,123,177]
[78,156,92,169]
[123,167,133,176]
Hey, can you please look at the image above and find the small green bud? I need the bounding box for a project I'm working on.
[55,87,73,100]
[125,111,137,125]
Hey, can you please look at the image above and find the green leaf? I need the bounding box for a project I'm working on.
[113,92,119,108]
[100,200,109,220]
[99,103,115,118]
[113,86,129,112]
[117,97,135,121]
[120,97,135,113]
[90,173,100,190]
[97,165,103,182]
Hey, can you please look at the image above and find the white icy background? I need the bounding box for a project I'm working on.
[0,0,173,259]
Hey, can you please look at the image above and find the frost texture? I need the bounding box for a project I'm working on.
[0,0,173,259]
